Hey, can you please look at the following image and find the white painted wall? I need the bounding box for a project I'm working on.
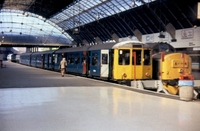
[141,27,200,49]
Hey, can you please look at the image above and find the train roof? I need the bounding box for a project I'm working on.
[20,52,32,56]
[30,50,57,55]
[112,40,149,49]
[145,42,172,47]
[87,41,149,50]
[40,50,57,54]
[55,41,149,53]
[55,46,90,53]
[88,42,116,51]
[145,42,176,54]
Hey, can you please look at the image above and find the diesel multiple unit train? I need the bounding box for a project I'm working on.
[19,41,193,95]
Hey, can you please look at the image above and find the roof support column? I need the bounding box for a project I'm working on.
[112,33,119,43]
[95,37,103,44]
[82,39,89,46]
[72,41,77,47]
[26,47,31,53]
[166,23,176,41]
[133,29,142,41]
[33,47,38,52]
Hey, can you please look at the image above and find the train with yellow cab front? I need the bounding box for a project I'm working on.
[146,42,193,95]
[111,41,152,81]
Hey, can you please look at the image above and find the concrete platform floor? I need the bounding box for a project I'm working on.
[0,61,200,131]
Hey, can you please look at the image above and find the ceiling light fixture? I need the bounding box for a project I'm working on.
[25,12,29,17]
[132,0,135,7]
[158,31,165,38]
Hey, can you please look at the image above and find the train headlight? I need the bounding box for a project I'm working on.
[145,72,150,77]
[122,73,127,78]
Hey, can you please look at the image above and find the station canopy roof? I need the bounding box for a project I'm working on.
[0,0,199,47]
[0,0,155,47]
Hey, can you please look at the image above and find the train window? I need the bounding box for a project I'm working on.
[102,54,108,64]
[118,50,130,65]
[54,54,58,63]
[71,54,74,64]
[49,56,52,63]
[160,43,168,52]
[168,45,175,52]
[160,43,175,53]
[44,55,48,63]
[152,49,159,54]
[68,54,71,64]
[143,50,151,65]
[57,55,60,64]
[75,54,80,64]
[132,50,141,65]
[92,53,98,66]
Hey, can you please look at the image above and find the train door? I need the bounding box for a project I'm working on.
[108,49,114,79]
[32,55,36,67]
[75,53,80,73]
[90,50,100,77]
[87,51,91,75]
[101,50,109,77]
[53,53,60,70]
[51,53,56,70]
[44,54,48,69]
[29,54,31,66]
[82,52,87,74]
[41,54,44,68]
[132,50,142,79]
[48,54,52,69]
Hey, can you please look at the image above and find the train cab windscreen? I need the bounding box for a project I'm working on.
[92,53,98,66]
[132,50,141,65]
[118,50,130,65]
[143,50,151,65]
[160,43,175,53]
[152,42,175,54]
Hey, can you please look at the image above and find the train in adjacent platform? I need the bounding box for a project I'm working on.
[177,49,200,71]
[19,41,193,95]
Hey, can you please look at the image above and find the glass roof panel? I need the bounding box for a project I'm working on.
[102,2,116,16]
[50,0,155,30]
[0,9,73,44]
[80,0,98,10]
[115,0,130,11]
[80,13,94,23]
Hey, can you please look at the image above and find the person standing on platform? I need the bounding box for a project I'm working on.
[60,57,67,77]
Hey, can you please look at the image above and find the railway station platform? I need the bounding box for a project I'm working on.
[0,61,200,131]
